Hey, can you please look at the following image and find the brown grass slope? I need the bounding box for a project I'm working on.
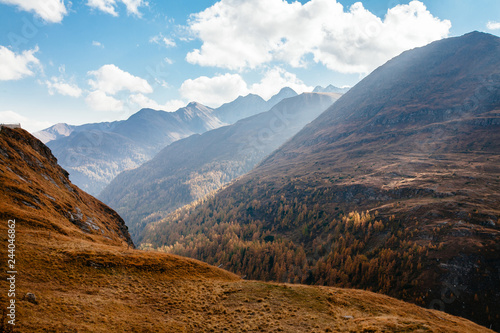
[0,125,492,331]
[140,32,500,330]
[0,127,134,247]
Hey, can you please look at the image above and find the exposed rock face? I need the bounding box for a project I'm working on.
[24,293,37,304]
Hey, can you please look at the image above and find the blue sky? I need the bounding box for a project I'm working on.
[0,0,499,132]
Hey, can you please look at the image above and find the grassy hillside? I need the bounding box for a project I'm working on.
[1,233,492,332]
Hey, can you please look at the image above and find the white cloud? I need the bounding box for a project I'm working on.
[129,94,185,112]
[179,73,249,107]
[86,0,147,17]
[250,67,313,100]
[87,0,118,16]
[0,110,52,133]
[121,0,146,16]
[150,33,176,47]
[92,41,104,48]
[87,64,152,95]
[0,46,40,81]
[163,38,176,47]
[85,90,124,111]
[487,21,500,30]
[186,0,451,73]
[0,0,67,23]
[86,64,154,112]
[45,77,83,97]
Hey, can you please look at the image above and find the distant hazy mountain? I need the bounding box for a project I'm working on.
[39,89,299,195]
[214,87,298,124]
[100,92,340,241]
[47,103,224,195]
[140,32,500,330]
[266,87,298,107]
[34,123,76,143]
[34,121,119,144]
[215,94,268,124]
[313,84,350,94]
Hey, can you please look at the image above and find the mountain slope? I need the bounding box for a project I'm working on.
[100,92,339,241]
[46,103,224,195]
[140,32,500,330]
[0,126,134,247]
[0,128,490,332]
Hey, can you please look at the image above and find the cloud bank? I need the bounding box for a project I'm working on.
[186,0,451,73]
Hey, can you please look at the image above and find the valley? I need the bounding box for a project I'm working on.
[99,92,340,240]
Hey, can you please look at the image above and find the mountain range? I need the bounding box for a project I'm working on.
[2,126,491,332]
[35,88,297,195]
[99,92,340,240]
[139,32,500,330]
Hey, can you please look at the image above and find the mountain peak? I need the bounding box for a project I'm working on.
[463,30,492,38]
[136,107,157,114]
[267,87,298,105]
[213,93,268,124]
[273,87,297,97]
[184,102,215,114]
[34,122,75,144]
[186,101,202,108]
[278,86,295,93]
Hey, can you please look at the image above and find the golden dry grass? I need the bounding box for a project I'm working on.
[0,229,492,332]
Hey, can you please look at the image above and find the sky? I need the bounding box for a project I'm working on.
[0,0,499,132]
